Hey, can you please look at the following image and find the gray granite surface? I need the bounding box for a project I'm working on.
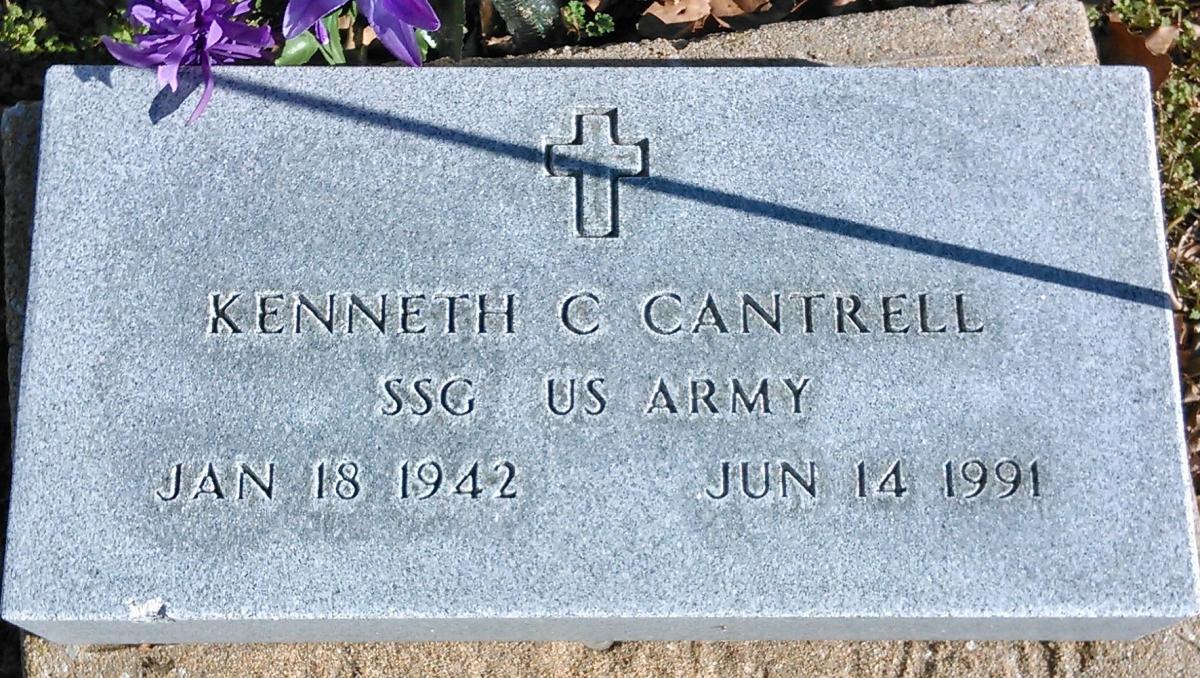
[1,66,1196,646]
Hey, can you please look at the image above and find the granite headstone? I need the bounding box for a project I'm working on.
[2,66,1196,644]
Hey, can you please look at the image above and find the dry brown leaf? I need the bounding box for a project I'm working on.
[1098,15,1174,90]
[638,0,712,38]
[709,0,772,28]
[644,0,712,25]
[709,0,771,16]
[826,0,865,16]
[1145,25,1180,55]
[639,0,795,37]
[1185,349,1200,375]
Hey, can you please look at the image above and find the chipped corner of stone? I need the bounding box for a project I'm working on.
[125,597,174,624]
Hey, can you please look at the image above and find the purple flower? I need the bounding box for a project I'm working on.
[103,0,275,124]
[282,0,440,67]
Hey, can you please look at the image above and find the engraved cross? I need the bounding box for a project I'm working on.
[545,109,648,238]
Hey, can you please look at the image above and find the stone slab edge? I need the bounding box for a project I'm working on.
[0,101,34,678]
[1,102,38,427]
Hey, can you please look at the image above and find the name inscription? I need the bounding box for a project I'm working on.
[204,288,982,419]
[207,290,984,337]
[165,287,1033,508]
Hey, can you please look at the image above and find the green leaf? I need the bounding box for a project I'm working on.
[322,13,346,64]
[416,29,437,60]
[277,31,320,66]
[491,0,558,48]
[587,13,615,37]
[563,0,586,33]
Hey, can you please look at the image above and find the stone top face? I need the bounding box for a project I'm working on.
[3,66,1197,644]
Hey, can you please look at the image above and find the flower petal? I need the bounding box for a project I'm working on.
[374,25,422,66]
[212,19,275,51]
[101,36,164,68]
[188,58,214,125]
[160,0,190,16]
[380,0,440,31]
[128,2,166,29]
[282,0,349,38]
[206,17,225,47]
[157,34,195,90]
[360,0,422,66]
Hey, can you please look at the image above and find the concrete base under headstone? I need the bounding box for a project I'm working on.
[20,626,1200,676]
[6,0,1196,674]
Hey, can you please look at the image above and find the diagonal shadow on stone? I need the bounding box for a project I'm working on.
[215,73,1171,310]
[148,74,203,124]
[69,65,113,89]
